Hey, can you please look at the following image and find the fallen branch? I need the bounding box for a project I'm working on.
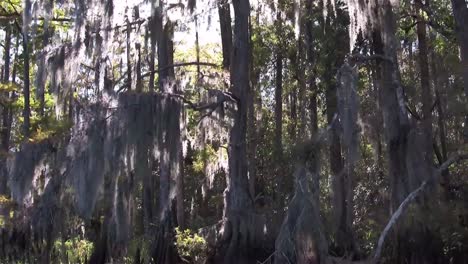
[372,153,468,263]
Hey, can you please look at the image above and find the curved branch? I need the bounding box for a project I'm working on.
[373,153,468,263]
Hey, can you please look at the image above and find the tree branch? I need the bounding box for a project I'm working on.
[348,54,393,64]
[167,89,237,112]
[141,62,220,78]
[373,153,468,263]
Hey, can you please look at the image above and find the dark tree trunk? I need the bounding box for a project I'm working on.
[289,84,297,142]
[416,0,433,160]
[22,30,31,139]
[274,8,284,195]
[275,161,328,264]
[431,53,450,188]
[247,14,257,198]
[135,43,142,92]
[148,9,156,92]
[153,1,184,261]
[305,0,320,203]
[373,0,439,261]
[296,10,307,137]
[21,0,32,138]
[274,53,283,159]
[126,16,132,91]
[449,0,468,140]
[218,0,232,70]
[326,73,353,256]
[217,0,260,262]
[0,23,12,195]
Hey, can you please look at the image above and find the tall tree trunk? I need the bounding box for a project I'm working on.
[449,0,468,140]
[218,0,233,70]
[153,2,184,261]
[135,43,142,92]
[247,14,257,198]
[326,70,350,255]
[373,0,437,261]
[218,0,259,262]
[148,9,156,92]
[305,0,320,203]
[296,4,307,137]
[416,0,433,161]
[126,15,132,91]
[274,8,284,201]
[22,0,31,139]
[274,51,283,159]
[289,85,297,141]
[431,49,450,192]
[0,23,12,195]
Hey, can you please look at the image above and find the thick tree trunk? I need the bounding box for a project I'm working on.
[326,74,353,256]
[275,160,327,264]
[153,2,184,261]
[217,0,261,263]
[373,0,439,261]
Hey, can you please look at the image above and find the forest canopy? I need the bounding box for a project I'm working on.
[0,0,467,263]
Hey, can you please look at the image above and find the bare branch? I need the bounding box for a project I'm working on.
[167,89,237,112]
[141,62,220,78]
[373,153,468,263]
[349,54,393,64]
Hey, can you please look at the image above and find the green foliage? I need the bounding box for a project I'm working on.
[0,195,14,228]
[192,144,217,173]
[53,237,94,264]
[28,116,72,143]
[174,227,207,263]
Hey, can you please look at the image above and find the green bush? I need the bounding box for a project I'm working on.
[53,237,94,264]
[175,228,207,263]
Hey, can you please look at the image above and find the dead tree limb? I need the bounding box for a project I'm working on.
[373,153,468,263]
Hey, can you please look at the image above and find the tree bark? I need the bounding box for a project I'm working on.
[416,0,433,161]
[218,0,260,262]
[372,0,436,261]
[153,1,184,261]
[289,85,297,141]
[22,3,31,139]
[218,0,232,70]
[449,0,468,140]
[274,8,284,195]
[0,23,12,195]
[126,15,132,91]
[247,13,257,198]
